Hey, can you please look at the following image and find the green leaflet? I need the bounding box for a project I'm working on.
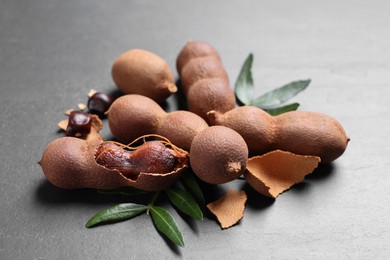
[150,206,184,247]
[234,53,254,105]
[166,187,203,220]
[85,203,147,228]
[265,103,300,116]
[180,171,205,205]
[249,79,311,108]
[86,192,185,247]
[234,53,310,114]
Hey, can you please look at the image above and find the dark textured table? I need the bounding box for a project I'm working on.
[1,0,389,259]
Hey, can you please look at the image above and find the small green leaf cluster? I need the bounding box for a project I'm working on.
[234,53,311,115]
[86,172,204,248]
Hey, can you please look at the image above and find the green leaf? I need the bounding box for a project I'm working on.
[97,187,148,196]
[265,103,300,116]
[234,53,254,105]
[165,187,203,220]
[150,206,184,247]
[180,172,205,205]
[250,79,311,108]
[85,203,147,228]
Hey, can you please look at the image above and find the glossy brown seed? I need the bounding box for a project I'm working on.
[65,111,92,137]
[87,92,115,116]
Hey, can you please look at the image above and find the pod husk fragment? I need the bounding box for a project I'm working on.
[245,150,320,198]
[207,189,247,229]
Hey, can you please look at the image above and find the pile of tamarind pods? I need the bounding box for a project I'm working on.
[39,41,349,193]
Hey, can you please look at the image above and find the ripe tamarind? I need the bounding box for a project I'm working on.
[112,49,177,103]
[107,94,209,151]
[190,126,249,184]
[208,106,349,163]
[39,135,188,191]
[176,41,236,122]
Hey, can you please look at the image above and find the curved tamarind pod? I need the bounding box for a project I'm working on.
[208,106,349,163]
[176,41,236,122]
[39,136,188,191]
[107,94,209,151]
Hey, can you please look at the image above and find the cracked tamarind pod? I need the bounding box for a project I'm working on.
[39,135,189,191]
[176,41,236,123]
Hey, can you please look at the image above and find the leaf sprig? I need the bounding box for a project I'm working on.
[234,53,311,115]
[86,174,204,248]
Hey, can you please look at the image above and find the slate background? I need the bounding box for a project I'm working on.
[1,0,389,259]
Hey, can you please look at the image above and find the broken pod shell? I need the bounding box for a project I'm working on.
[244,150,320,198]
[207,189,247,229]
[39,135,189,191]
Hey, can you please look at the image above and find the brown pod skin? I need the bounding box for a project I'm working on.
[186,79,235,119]
[157,110,209,152]
[112,49,177,103]
[176,41,236,122]
[208,106,275,155]
[107,94,209,151]
[107,94,165,144]
[180,56,229,95]
[39,137,188,191]
[176,41,221,74]
[190,126,249,184]
[273,111,349,163]
[208,106,349,163]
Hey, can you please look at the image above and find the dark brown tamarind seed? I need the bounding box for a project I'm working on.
[87,92,115,117]
[65,111,92,137]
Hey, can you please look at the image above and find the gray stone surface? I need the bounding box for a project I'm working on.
[1,0,389,259]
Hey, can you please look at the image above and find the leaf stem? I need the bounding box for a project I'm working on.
[147,191,160,214]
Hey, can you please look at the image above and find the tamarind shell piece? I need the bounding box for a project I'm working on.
[207,189,247,229]
[244,150,320,198]
[39,137,188,191]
